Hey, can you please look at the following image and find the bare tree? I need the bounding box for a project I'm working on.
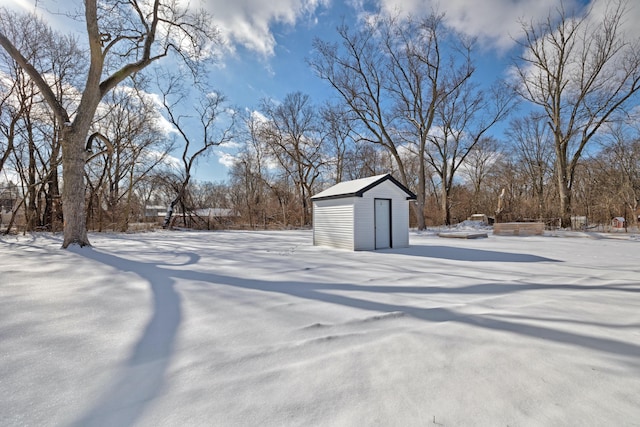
[592,123,640,226]
[460,136,503,215]
[259,92,326,226]
[342,143,395,182]
[228,111,277,228]
[0,9,85,232]
[158,72,235,229]
[426,80,514,225]
[505,113,555,220]
[310,16,409,198]
[310,13,509,227]
[0,74,21,176]
[319,103,356,184]
[85,80,173,231]
[387,13,480,228]
[513,0,640,227]
[229,155,269,229]
[0,2,219,247]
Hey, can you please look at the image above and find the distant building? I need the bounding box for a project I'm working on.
[144,205,167,221]
[0,185,23,229]
[194,208,235,218]
[571,216,587,230]
[0,185,18,214]
[612,217,625,229]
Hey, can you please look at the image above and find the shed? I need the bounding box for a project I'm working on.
[612,217,625,229]
[311,174,416,250]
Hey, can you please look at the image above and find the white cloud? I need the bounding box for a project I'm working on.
[149,150,181,170]
[368,1,640,54]
[4,0,33,12]
[250,109,269,123]
[8,0,330,59]
[508,0,640,100]
[371,0,581,52]
[587,0,640,41]
[216,151,239,168]
[203,0,330,57]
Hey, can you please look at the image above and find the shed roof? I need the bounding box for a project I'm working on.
[312,174,417,201]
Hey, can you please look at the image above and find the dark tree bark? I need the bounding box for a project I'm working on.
[0,1,219,247]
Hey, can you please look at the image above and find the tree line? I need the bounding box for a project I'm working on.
[1,1,639,245]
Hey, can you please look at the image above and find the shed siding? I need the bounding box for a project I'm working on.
[392,200,410,247]
[353,196,374,250]
[353,180,410,250]
[313,198,354,250]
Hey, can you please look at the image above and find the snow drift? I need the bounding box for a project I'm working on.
[1,230,639,426]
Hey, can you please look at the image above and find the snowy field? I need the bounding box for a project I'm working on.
[1,229,639,426]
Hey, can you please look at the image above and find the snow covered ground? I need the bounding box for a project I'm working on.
[1,229,639,426]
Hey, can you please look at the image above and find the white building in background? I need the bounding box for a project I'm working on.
[311,174,416,251]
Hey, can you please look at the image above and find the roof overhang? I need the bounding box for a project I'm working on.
[311,174,417,201]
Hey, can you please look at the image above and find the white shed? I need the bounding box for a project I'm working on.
[311,174,416,250]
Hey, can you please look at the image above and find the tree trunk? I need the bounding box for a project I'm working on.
[441,180,451,226]
[556,154,572,228]
[27,130,37,230]
[536,176,545,221]
[558,177,572,228]
[44,166,61,232]
[412,199,425,230]
[163,198,178,229]
[163,182,188,229]
[4,197,25,236]
[119,168,136,232]
[61,130,90,248]
[415,148,427,230]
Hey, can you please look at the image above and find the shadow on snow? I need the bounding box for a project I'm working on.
[387,244,561,263]
[71,243,638,425]
[69,248,197,427]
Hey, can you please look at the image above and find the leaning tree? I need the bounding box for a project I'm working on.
[0,1,219,247]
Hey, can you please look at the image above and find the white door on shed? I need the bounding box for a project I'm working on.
[375,198,391,249]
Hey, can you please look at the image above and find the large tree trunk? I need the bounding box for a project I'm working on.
[441,180,451,226]
[163,199,178,229]
[61,129,90,248]
[398,158,424,229]
[27,128,38,230]
[556,147,572,229]
[557,171,572,229]
[163,180,189,229]
[44,151,62,232]
[413,197,426,230]
[415,148,427,230]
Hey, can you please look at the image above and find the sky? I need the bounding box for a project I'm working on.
[5,0,637,183]
[1,228,639,425]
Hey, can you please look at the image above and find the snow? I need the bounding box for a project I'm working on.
[1,229,639,426]
[311,174,389,199]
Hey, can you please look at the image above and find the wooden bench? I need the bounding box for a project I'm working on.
[493,222,545,236]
